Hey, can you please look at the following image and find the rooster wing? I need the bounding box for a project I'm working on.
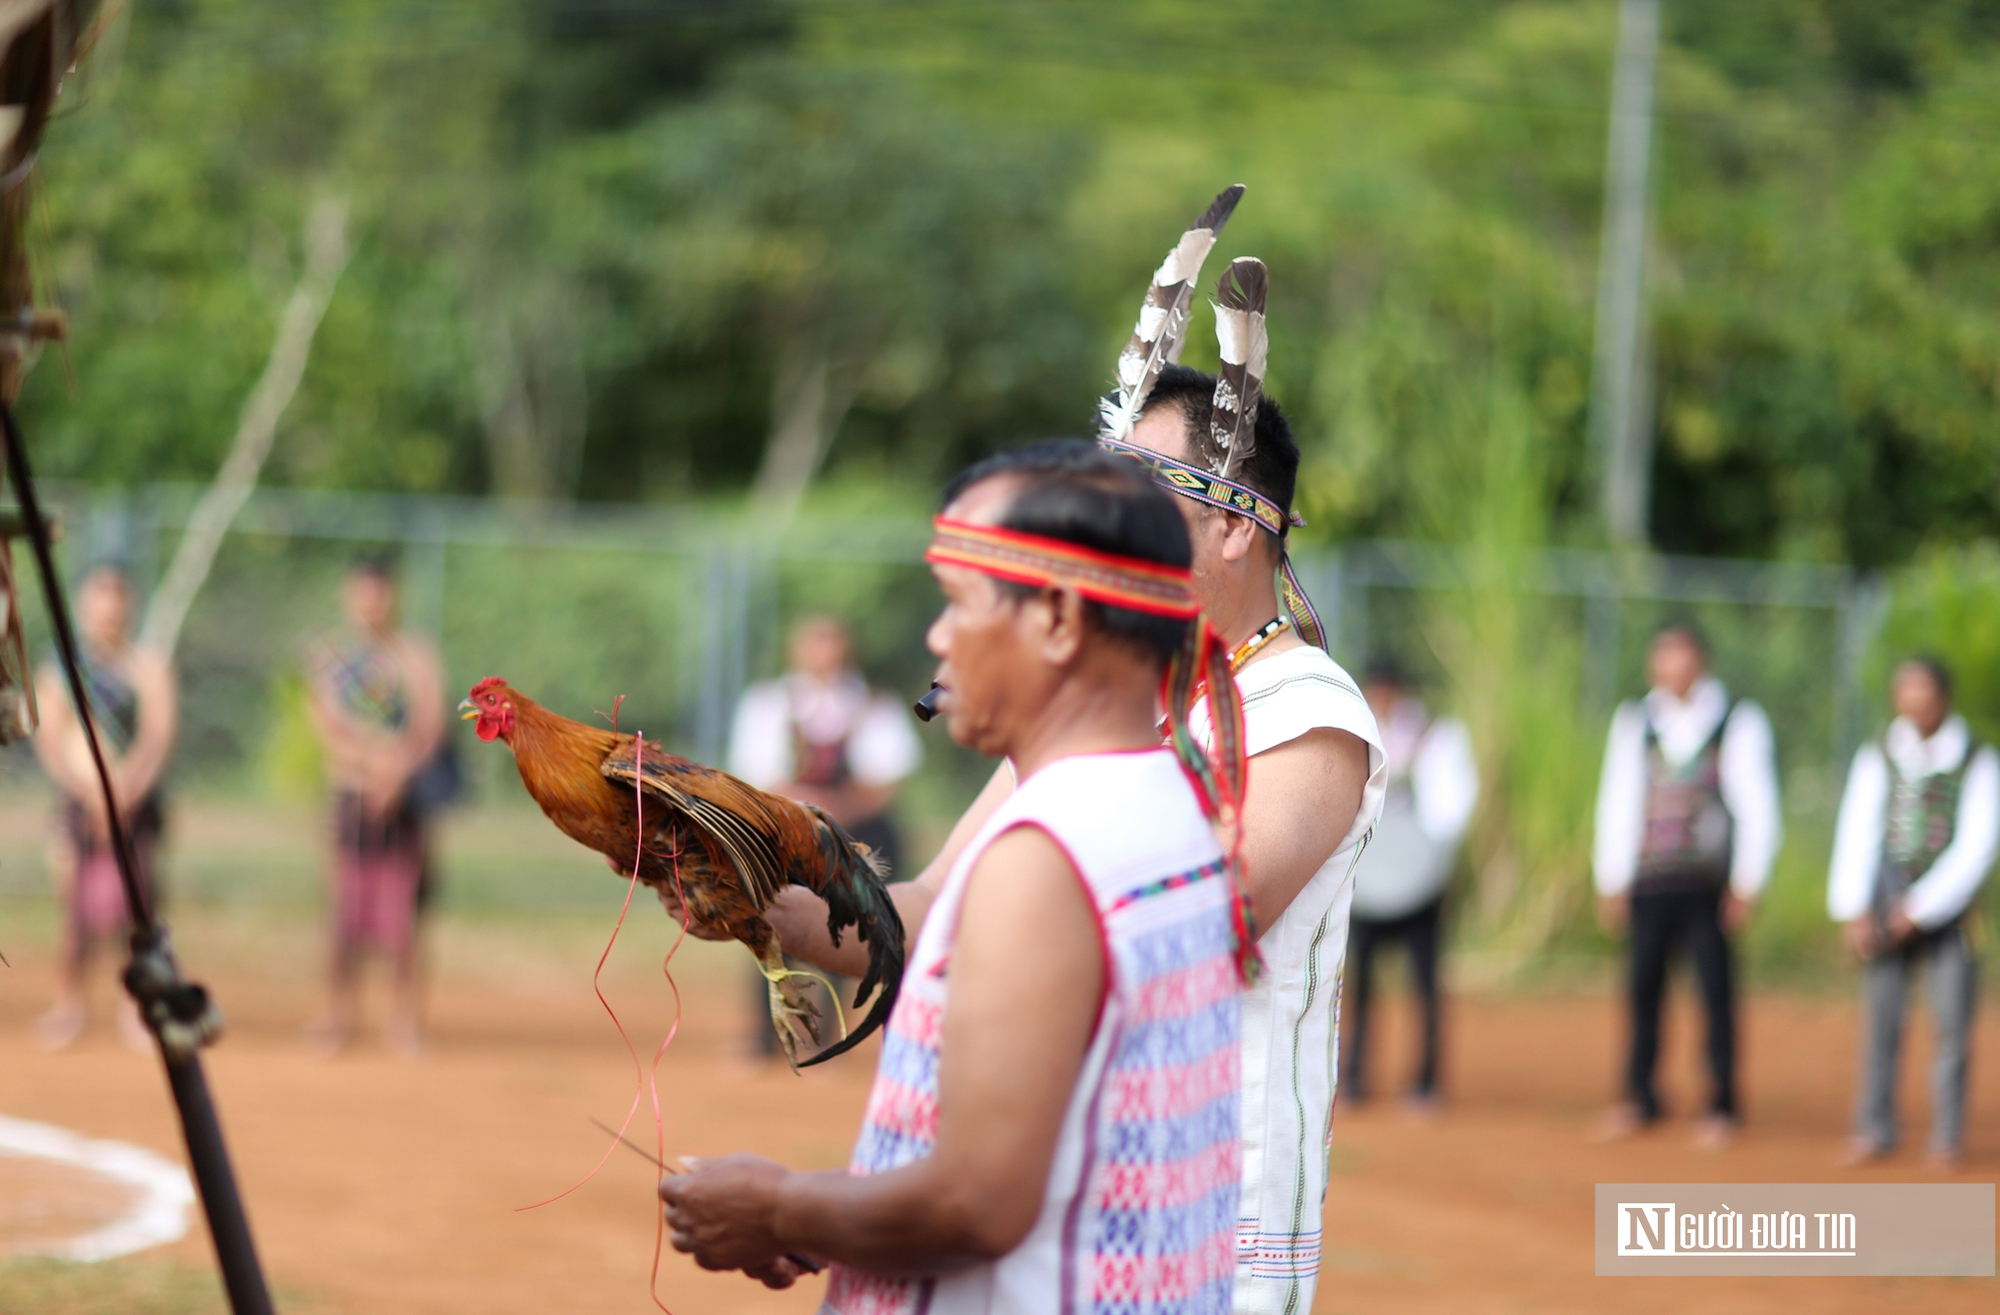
[601,740,904,1067]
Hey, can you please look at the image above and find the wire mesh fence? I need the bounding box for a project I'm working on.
[1,482,1891,948]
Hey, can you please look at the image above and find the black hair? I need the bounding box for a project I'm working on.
[941,440,1192,668]
[1363,654,1408,689]
[348,552,397,582]
[1130,363,1300,546]
[1899,653,1955,702]
[1652,616,1710,657]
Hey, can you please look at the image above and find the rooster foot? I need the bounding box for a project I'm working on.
[759,959,823,1068]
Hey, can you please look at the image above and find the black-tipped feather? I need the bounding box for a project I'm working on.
[602,749,905,1066]
[793,802,904,1068]
[1205,257,1269,479]
[1096,185,1245,442]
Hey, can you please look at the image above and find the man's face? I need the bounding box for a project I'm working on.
[1647,631,1705,700]
[76,569,131,651]
[1363,678,1401,724]
[1891,663,1949,737]
[924,476,1052,756]
[343,573,396,635]
[790,618,851,682]
[1125,404,1235,610]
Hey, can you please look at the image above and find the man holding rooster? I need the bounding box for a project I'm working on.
[705,194,1384,1313]
[665,443,1262,1311]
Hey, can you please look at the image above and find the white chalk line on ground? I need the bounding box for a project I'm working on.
[0,1115,195,1261]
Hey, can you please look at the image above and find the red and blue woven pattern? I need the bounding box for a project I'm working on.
[1065,875,1241,1315]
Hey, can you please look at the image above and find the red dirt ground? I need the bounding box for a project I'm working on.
[1,908,1995,1314]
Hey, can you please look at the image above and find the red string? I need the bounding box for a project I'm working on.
[646,813,691,1311]
[513,731,692,1315]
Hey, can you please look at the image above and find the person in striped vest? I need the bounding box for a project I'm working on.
[1828,656,1998,1170]
[662,443,1256,1313]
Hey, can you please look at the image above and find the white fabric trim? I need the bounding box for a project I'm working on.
[0,1116,194,1261]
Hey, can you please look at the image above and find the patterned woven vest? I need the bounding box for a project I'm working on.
[822,749,1242,1315]
[1875,733,1978,927]
[1634,702,1734,894]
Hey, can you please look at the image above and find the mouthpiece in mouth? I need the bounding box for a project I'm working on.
[913,683,943,723]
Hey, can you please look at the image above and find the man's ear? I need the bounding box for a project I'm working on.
[1037,586,1088,667]
[1217,510,1263,566]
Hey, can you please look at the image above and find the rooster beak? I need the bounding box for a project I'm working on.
[457,698,479,721]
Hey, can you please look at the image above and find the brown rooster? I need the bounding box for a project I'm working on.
[459,677,901,1067]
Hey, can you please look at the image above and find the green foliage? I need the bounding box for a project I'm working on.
[1874,543,2000,745]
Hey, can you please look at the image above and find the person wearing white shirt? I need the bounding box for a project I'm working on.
[1590,623,1782,1148]
[1826,657,1996,1170]
[1342,658,1479,1113]
[728,615,923,869]
[727,614,922,1058]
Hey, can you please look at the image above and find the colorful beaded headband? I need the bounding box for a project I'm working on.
[1096,436,1326,651]
[924,518,1199,618]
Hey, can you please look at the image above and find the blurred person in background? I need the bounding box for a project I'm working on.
[728,613,921,1058]
[304,556,445,1058]
[32,563,177,1050]
[1340,656,1478,1117]
[1827,656,1997,1171]
[1591,621,1781,1149]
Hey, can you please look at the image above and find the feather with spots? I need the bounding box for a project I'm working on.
[1096,185,1245,442]
[1204,257,1269,479]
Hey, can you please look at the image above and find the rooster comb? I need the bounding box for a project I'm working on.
[469,676,508,698]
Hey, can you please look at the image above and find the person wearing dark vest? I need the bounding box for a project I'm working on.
[31,563,178,1050]
[1590,622,1781,1148]
[1827,656,1997,1170]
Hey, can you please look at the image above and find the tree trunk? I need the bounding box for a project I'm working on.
[751,330,860,532]
[475,280,588,503]
[139,193,350,661]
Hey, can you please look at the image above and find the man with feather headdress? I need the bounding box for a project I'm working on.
[735,188,1385,1314]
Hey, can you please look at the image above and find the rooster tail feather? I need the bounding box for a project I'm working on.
[795,804,905,1068]
[1096,184,1245,442]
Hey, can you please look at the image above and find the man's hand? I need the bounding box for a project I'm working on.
[1885,906,1921,947]
[1842,916,1878,960]
[1721,891,1753,936]
[660,1154,791,1273]
[1597,893,1630,937]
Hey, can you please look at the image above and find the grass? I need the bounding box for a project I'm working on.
[0,1257,227,1315]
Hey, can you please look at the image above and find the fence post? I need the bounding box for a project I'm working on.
[1833,571,1889,774]
[403,505,448,640]
[695,539,731,764]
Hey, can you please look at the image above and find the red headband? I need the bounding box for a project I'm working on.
[924,518,1197,618]
[924,512,1262,985]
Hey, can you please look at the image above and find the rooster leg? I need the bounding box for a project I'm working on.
[748,933,822,1069]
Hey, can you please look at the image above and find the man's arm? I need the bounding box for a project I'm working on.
[1718,702,1782,902]
[763,759,1015,975]
[30,664,94,802]
[1827,745,1887,956]
[117,649,178,805]
[661,823,1103,1276]
[1238,727,1370,934]
[1592,705,1643,930]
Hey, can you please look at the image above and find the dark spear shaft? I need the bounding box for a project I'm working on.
[2,402,275,1315]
